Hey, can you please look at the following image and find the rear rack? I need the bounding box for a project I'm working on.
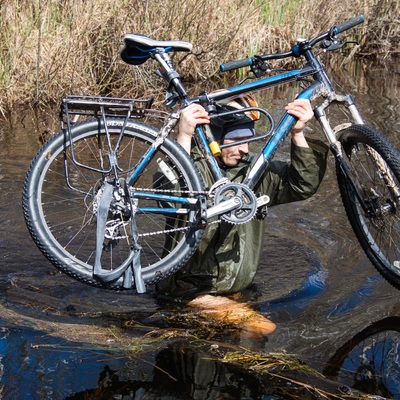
[59,95,163,127]
[59,95,168,192]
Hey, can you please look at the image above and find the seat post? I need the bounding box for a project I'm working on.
[154,50,189,100]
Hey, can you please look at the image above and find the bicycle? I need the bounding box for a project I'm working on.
[22,15,400,294]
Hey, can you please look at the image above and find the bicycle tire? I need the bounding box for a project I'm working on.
[22,117,205,290]
[336,124,400,289]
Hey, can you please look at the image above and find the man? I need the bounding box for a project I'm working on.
[156,96,328,302]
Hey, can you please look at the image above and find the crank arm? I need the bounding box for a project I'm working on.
[93,181,133,284]
[93,250,136,283]
[206,197,243,219]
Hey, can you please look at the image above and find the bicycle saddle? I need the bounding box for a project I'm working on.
[120,34,193,65]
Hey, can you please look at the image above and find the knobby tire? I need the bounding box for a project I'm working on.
[336,124,400,289]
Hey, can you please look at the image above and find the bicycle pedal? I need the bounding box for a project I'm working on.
[256,195,270,207]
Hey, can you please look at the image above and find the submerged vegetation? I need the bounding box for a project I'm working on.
[0,0,398,115]
[0,299,383,399]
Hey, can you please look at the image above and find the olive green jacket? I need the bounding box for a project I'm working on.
[156,139,328,299]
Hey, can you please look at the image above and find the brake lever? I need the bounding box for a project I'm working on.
[250,55,271,78]
[321,39,360,52]
[343,40,360,47]
[238,75,255,85]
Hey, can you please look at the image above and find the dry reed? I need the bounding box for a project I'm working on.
[0,0,398,116]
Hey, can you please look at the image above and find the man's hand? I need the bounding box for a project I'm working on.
[285,99,314,148]
[177,103,210,153]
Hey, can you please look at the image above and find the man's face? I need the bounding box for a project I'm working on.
[219,137,251,167]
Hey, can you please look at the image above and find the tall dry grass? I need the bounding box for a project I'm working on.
[0,0,398,116]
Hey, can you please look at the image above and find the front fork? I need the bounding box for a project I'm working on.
[314,92,364,143]
[314,92,400,215]
[314,92,369,206]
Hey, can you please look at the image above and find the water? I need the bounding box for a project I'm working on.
[0,62,399,399]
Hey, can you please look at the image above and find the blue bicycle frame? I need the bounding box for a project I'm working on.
[121,24,366,216]
[126,65,322,211]
[203,79,321,188]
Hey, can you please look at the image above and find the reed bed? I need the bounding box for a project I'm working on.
[0,0,398,116]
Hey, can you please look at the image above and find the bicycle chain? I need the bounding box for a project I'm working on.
[132,186,210,195]
[138,221,221,238]
[98,182,255,240]
[132,187,221,237]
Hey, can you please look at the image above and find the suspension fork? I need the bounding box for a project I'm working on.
[314,92,400,213]
[314,92,364,143]
[313,92,371,211]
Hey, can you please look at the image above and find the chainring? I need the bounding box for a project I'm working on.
[214,183,257,224]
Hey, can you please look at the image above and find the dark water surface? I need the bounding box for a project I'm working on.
[1,63,400,399]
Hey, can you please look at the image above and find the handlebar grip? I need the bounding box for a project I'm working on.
[334,15,365,34]
[220,57,253,72]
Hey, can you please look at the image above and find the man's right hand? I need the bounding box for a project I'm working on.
[177,104,210,153]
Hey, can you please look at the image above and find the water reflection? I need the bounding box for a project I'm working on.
[324,317,400,399]
[2,319,397,399]
[0,61,399,398]
[0,325,125,399]
[0,329,351,399]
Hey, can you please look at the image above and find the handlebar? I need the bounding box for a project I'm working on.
[220,57,254,72]
[219,15,365,72]
[334,15,365,34]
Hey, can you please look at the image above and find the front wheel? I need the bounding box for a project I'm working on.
[336,124,400,289]
[22,118,205,290]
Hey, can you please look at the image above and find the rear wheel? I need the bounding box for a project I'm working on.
[22,118,205,290]
[336,124,400,289]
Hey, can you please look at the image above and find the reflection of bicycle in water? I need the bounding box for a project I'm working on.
[324,317,400,398]
[23,16,400,293]
[65,318,400,399]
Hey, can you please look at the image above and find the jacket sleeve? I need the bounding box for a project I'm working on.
[256,138,329,206]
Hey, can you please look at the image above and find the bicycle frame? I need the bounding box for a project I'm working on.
[59,16,369,223]
[122,45,366,218]
[59,26,370,228]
